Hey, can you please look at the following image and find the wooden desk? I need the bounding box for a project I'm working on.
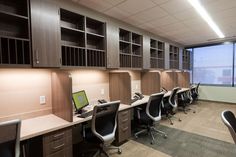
[20,104,130,141]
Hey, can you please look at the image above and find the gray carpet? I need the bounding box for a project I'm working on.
[134,125,236,157]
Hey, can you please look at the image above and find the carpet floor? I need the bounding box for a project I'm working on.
[134,125,236,157]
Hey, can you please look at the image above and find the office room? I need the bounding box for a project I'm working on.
[1,0,236,157]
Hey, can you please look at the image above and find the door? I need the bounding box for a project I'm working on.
[30,0,61,67]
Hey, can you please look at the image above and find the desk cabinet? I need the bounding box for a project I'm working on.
[116,109,131,144]
[43,127,72,157]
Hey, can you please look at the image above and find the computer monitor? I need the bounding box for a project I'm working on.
[72,90,89,113]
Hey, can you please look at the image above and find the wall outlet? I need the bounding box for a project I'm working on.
[40,96,46,104]
[101,88,105,95]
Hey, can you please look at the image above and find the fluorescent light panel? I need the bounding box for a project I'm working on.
[187,0,225,38]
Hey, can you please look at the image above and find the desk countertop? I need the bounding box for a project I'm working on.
[20,88,190,141]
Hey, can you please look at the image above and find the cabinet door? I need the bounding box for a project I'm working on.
[31,0,61,67]
[142,35,150,69]
[106,23,119,68]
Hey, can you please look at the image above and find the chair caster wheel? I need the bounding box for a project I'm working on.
[150,141,154,145]
[163,135,167,139]
[178,119,182,122]
[134,135,138,139]
[118,149,122,154]
[170,122,173,125]
[193,111,196,113]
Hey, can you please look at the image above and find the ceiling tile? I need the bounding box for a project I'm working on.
[160,0,192,14]
[116,0,156,14]
[104,7,131,19]
[150,0,170,5]
[128,6,168,24]
[173,8,199,21]
[149,15,178,27]
[78,0,113,12]
[103,0,126,6]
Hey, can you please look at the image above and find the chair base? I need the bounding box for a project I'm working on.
[163,113,181,125]
[134,126,167,144]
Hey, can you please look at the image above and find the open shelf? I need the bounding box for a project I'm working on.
[119,29,130,42]
[0,37,30,65]
[61,45,86,67]
[119,28,143,69]
[87,33,104,50]
[182,49,190,70]
[86,17,104,36]
[169,45,179,69]
[0,13,29,39]
[0,0,30,66]
[60,8,106,68]
[61,27,85,47]
[60,9,84,31]
[0,0,28,17]
[132,33,141,45]
[150,38,165,69]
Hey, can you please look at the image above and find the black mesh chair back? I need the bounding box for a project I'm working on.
[91,101,120,145]
[169,87,180,108]
[0,119,21,157]
[221,110,236,144]
[146,93,165,121]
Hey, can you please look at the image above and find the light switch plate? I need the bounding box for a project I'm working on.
[40,96,46,104]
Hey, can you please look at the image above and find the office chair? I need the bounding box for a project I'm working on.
[82,101,121,157]
[0,119,21,157]
[134,92,167,145]
[221,110,236,144]
[191,83,200,102]
[178,90,196,114]
[162,87,181,125]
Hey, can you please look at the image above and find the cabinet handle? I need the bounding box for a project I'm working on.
[53,143,65,150]
[122,118,128,123]
[122,127,128,131]
[53,132,65,138]
[35,49,39,64]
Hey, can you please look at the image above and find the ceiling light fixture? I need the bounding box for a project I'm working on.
[187,0,225,38]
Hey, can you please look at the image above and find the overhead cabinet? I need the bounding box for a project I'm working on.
[169,45,179,69]
[182,49,190,70]
[0,0,31,67]
[60,9,106,68]
[30,0,61,67]
[119,28,143,69]
[150,39,165,69]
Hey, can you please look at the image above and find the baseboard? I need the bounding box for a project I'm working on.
[198,99,236,105]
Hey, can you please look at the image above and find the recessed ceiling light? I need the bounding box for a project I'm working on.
[187,0,225,38]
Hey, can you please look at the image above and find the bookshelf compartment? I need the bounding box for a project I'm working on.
[0,37,30,65]
[86,17,104,36]
[158,41,164,50]
[61,46,86,66]
[132,44,141,56]
[119,29,130,42]
[0,13,29,39]
[158,59,164,69]
[120,54,131,68]
[151,49,157,58]
[61,27,85,47]
[132,56,142,68]
[151,58,157,68]
[150,39,157,48]
[132,33,141,45]
[120,42,131,54]
[87,34,104,50]
[60,9,84,31]
[0,0,28,17]
[87,49,105,67]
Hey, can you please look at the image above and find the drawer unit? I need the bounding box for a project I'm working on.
[116,109,131,144]
[43,128,72,157]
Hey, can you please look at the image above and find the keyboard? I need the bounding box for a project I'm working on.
[77,110,93,118]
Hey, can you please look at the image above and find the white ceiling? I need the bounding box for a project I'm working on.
[73,0,236,46]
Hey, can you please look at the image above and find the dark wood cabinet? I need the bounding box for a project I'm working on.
[115,109,131,144]
[30,0,61,67]
[150,39,165,69]
[169,45,179,69]
[0,0,31,67]
[182,49,190,70]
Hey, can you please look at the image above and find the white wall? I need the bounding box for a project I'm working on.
[199,86,236,104]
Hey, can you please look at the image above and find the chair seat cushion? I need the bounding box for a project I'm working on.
[85,128,102,144]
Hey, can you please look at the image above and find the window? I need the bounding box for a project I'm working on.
[192,44,233,85]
